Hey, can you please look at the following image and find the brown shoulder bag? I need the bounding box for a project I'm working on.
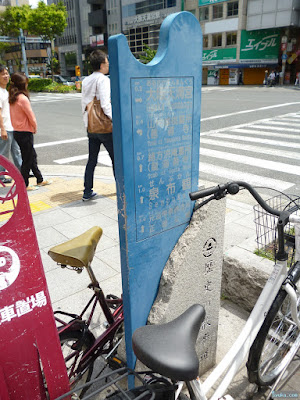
[86,81,112,133]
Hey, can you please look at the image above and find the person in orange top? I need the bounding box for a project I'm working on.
[9,72,50,190]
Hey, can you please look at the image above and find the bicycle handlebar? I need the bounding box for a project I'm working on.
[190,181,282,217]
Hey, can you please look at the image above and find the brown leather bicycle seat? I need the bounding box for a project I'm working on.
[48,226,103,268]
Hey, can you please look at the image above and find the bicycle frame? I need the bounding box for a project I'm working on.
[185,259,287,400]
[54,263,124,382]
[187,256,300,399]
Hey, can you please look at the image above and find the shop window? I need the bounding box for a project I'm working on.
[199,6,209,21]
[226,32,237,46]
[213,4,223,19]
[203,35,208,48]
[227,1,238,17]
[212,33,222,47]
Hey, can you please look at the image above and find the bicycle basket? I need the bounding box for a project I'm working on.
[254,194,300,267]
[54,367,177,400]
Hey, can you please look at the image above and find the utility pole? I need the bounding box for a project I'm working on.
[74,0,83,75]
[15,0,28,76]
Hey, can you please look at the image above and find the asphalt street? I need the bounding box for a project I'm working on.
[30,85,300,197]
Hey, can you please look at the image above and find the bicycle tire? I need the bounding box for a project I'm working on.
[60,329,95,398]
[247,270,300,386]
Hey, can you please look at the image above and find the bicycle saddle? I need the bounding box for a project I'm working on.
[132,304,205,382]
[48,226,103,268]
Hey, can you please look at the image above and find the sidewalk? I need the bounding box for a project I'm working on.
[18,165,300,398]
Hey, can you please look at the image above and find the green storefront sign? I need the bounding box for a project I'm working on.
[240,30,280,62]
[199,0,227,5]
[203,48,236,63]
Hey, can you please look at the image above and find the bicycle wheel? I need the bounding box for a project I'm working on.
[59,329,95,397]
[247,273,300,386]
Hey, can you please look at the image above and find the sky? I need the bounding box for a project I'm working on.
[28,0,46,8]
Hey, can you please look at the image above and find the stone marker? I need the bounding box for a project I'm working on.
[108,11,202,369]
[148,198,226,374]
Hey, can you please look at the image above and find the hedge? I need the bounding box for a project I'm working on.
[28,78,77,93]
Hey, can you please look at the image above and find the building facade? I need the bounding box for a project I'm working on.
[120,0,181,56]
[184,0,300,85]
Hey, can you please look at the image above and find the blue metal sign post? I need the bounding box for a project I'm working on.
[108,11,203,370]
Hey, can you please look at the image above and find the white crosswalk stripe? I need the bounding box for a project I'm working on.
[48,110,300,192]
[199,111,300,191]
[201,87,236,92]
[31,93,81,103]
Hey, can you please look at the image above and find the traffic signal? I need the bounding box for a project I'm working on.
[75,65,81,77]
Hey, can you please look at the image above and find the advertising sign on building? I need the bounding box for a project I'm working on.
[240,29,280,63]
[199,0,227,5]
[203,48,236,64]
[90,34,104,47]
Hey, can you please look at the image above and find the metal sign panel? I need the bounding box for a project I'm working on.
[108,11,202,370]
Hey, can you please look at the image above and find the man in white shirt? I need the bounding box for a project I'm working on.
[81,50,114,201]
[0,64,22,183]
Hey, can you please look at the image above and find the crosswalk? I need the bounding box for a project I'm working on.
[202,86,236,92]
[30,86,235,104]
[31,92,82,103]
[200,112,300,191]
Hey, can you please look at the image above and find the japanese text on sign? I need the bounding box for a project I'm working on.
[131,77,194,241]
[0,291,47,324]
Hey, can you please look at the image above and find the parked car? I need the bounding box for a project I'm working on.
[28,75,42,79]
[47,75,75,86]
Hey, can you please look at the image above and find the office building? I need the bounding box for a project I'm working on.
[185,0,300,85]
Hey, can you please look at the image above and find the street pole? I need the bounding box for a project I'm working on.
[15,0,28,76]
[74,0,83,76]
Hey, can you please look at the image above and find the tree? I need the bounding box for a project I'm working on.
[26,1,67,42]
[0,5,31,36]
[139,44,157,64]
[0,1,67,76]
[27,1,67,77]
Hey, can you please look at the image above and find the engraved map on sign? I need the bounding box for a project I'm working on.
[131,77,194,241]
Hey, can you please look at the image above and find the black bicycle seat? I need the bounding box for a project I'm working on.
[132,304,205,382]
[48,226,102,268]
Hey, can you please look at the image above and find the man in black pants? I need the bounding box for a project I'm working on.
[81,50,114,201]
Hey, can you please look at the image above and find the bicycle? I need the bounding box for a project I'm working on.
[48,226,124,398]
[56,181,300,400]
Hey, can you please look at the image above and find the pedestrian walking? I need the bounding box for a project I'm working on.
[8,72,51,191]
[279,70,284,85]
[214,70,218,85]
[263,70,268,85]
[268,70,275,86]
[0,64,22,183]
[238,70,243,85]
[81,50,114,202]
[295,72,300,86]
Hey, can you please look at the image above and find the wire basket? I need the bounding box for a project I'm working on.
[254,193,300,267]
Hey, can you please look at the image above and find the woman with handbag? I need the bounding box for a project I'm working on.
[9,72,51,191]
[81,50,113,201]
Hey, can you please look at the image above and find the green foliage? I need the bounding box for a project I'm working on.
[28,78,52,91]
[45,82,75,93]
[0,1,67,40]
[0,5,31,36]
[28,78,75,93]
[139,45,157,64]
[254,248,275,262]
[46,56,60,74]
[26,1,67,41]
